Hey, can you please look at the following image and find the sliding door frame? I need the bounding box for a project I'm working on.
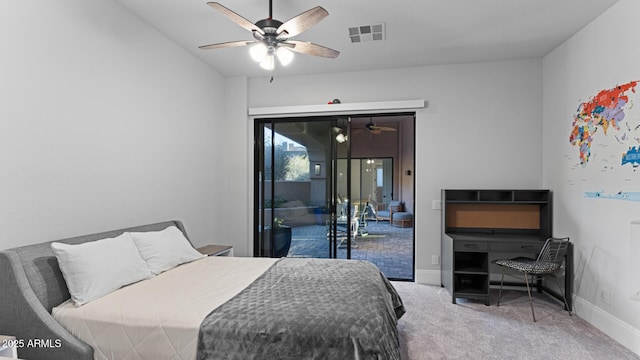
[251,111,416,281]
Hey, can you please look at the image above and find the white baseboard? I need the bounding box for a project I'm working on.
[573,295,640,356]
[415,269,441,286]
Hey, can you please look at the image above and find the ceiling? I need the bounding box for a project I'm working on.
[115,0,618,78]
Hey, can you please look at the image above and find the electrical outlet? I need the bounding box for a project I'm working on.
[432,255,440,265]
[432,200,441,210]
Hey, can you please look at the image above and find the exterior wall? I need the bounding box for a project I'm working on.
[262,181,312,205]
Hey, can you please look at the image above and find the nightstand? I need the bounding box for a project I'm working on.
[197,244,233,256]
[0,335,18,359]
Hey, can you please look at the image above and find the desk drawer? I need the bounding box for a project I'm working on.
[491,242,542,253]
[454,241,488,251]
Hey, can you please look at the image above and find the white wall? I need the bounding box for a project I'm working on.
[0,0,226,250]
[543,0,640,354]
[220,76,252,256]
[237,59,544,278]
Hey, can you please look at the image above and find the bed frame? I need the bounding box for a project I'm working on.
[0,220,190,360]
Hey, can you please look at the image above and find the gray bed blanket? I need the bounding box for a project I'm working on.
[197,258,405,360]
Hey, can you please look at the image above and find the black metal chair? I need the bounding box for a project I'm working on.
[494,237,572,321]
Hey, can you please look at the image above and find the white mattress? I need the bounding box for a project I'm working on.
[52,256,278,360]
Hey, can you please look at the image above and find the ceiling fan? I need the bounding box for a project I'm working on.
[354,119,397,135]
[199,1,340,70]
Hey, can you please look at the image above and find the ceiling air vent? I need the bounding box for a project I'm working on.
[348,23,385,43]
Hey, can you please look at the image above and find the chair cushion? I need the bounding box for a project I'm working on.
[393,212,412,220]
[388,201,403,210]
[494,257,560,274]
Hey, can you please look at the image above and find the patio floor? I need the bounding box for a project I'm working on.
[286,220,414,280]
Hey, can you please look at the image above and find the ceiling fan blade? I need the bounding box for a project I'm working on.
[199,40,253,50]
[276,6,328,39]
[287,40,340,58]
[377,126,397,132]
[370,129,382,135]
[207,2,265,35]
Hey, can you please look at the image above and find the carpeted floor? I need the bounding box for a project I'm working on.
[392,281,639,360]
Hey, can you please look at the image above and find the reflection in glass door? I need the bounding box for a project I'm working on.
[338,158,392,214]
[254,117,354,259]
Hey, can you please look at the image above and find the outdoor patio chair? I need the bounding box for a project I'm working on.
[327,204,361,248]
[376,200,403,223]
[336,218,359,248]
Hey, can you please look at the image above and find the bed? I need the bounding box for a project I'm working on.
[0,220,405,360]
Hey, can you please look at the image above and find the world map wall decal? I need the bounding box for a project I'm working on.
[569,80,640,202]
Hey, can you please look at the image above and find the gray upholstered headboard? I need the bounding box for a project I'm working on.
[0,220,190,360]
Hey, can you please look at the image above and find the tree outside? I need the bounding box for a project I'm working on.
[264,136,309,181]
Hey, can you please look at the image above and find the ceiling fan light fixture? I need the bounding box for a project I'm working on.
[259,54,275,70]
[276,46,294,66]
[200,2,339,69]
[249,42,268,62]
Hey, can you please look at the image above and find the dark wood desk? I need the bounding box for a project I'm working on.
[440,189,571,309]
[442,232,572,309]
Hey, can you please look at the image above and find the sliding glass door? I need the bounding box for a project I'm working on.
[254,114,415,281]
[254,117,354,259]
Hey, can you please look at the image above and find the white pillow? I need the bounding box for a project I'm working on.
[129,226,204,274]
[51,232,153,306]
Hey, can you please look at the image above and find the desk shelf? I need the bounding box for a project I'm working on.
[454,252,488,273]
[453,247,489,304]
[454,275,489,295]
[445,189,550,204]
[479,190,513,202]
[445,190,478,202]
